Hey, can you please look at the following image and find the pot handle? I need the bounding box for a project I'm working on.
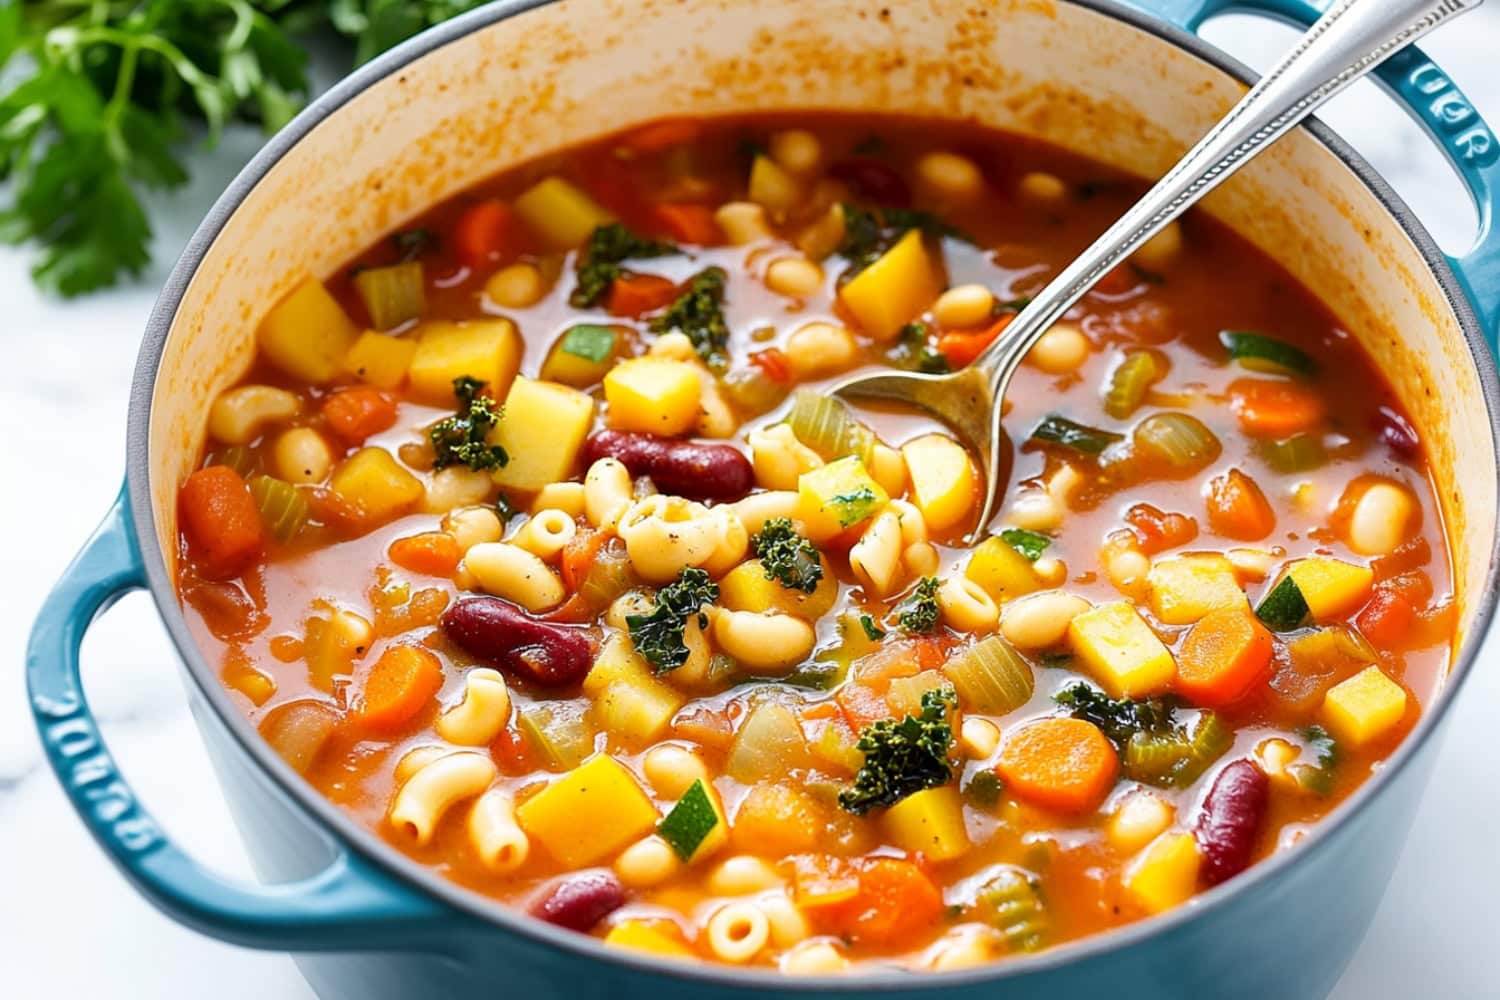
[27,487,453,951]
[1136,0,1500,340]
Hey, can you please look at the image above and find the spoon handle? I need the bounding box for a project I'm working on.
[970,0,1482,390]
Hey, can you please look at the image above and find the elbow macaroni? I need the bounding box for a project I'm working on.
[585,457,634,531]
[511,508,578,562]
[436,668,512,745]
[468,787,529,873]
[701,510,750,578]
[388,752,497,845]
[728,491,800,534]
[748,424,823,490]
[531,481,587,518]
[706,901,772,964]
[938,577,1000,633]
[464,542,565,611]
[849,509,903,597]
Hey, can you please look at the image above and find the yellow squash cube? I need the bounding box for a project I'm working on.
[487,377,597,491]
[901,434,977,534]
[258,277,359,383]
[1124,831,1201,915]
[1146,554,1248,625]
[342,331,417,390]
[1068,601,1176,698]
[513,177,615,250]
[329,447,424,524]
[1287,557,1375,621]
[1321,665,1408,747]
[883,786,970,862]
[407,319,521,404]
[604,920,697,959]
[516,754,659,867]
[583,636,686,746]
[717,558,837,619]
[796,456,889,541]
[603,357,703,437]
[965,537,1040,604]
[837,229,944,340]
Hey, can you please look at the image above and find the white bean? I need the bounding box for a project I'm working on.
[1001,591,1091,649]
[933,284,995,329]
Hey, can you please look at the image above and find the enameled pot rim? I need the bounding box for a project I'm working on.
[123,0,1500,989]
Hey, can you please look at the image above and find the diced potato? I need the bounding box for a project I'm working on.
[407,319,521,404]
[604,920,697,959]
[513,176,615,250]
[717,558,837,619]
[583,635,686,746]
[795,456,889,541]
[1286,557,1375,621]
[1068,601,1176,698]
[1320,665,1408,747]
[515,754,659,867]
[1123,831,1201,915]
[965,537,1040,604]
[882,786,970,862]
[901,434,976,533]
[603,357,702,436]
[1146,554,1248,625]
[748,155,804,216]
[330,447,424,524]
[343,331,417,390]
[487,377,596,491]
[837,229,944,340]
[258,277,359,383]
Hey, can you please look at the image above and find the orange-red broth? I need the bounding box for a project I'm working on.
[178,114,1452,973]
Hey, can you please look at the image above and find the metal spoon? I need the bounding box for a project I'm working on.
[832,0,1481,541]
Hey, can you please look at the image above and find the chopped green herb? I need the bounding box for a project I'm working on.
[1054,682,1175,749]
[896,576,942,634]
[839,688,956,814]
[780,659,844,691]
[1294,725,1340,795]
[657,779,721,860]
[753,518,823,593]
[917,348,953,374]
[429,376,509,472]
[650,267,730,364]
[1256,575,1310,632]
[828,487,881,528]
[962,769,1004,809]
[1028,414,1124,456]
[392,228,439,262]
[570,223,678,308]
[558,324,617,362]
[1001,528,1051,561]
[625,568,719,674]
[859,615,887,641]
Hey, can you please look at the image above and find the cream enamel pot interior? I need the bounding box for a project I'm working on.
[27,1,1500,998]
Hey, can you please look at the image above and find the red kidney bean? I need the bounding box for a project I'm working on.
[1372,405,1421,460]
[1195,759,1271,887]
[441,597,593,686]
[828,158,911,207]
[581,430,754,501]
[529,870,626,932]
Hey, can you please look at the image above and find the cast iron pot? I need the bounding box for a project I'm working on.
[27,0,1500,997]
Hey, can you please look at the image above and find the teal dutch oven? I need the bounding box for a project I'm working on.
[26,0,1500,997]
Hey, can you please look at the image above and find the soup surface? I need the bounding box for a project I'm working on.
[176,115,1453,973]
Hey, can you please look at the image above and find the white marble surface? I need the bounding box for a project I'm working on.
[3,11,1499,997]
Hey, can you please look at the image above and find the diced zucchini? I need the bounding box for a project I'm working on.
[540,324,622,387]
[882,786,970,861]
[329,447,424,524]
[1029,414,1122,456]
[1320,665,1407,748]
[656,778,728,863]
[513,177,615,250]
[1220,330,1315,377]
[964,536,1040,604]
[515,754,658,867]
[1255,574,1309,631]
[406,319,522,404]
[1123,831,1201,915]
[837,228,945,340]
[940,635,1035,714]
[717,558,838,619]
[901,433,977,534]
[343,331,418,390]
[603,356,702,436]
[583,635,686,746]
[1146,554,1247,625]
[1285,557,1374,621]
[258,277,359,384]
[1258,434,1326,473]
[1067,601,1176,698]
[795,456,889,540]
[488,376,597,491]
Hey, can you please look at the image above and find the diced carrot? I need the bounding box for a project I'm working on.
[1125,503,1199,555]
[622,119,703,154]
[995,717,1118,813]
[936,313,1013,368]
[1229,377,1326,437]
[322,386,398,444]
[653,202,721,245]
[180,466,267,579]
[387,531,462,577]
[1372,536,1431,579]
[815,857,945,946]
[835,683,895,731]
[1206,468,1276,540]
[798,701,841,722]
[1175,606,1274,706]
[1383,570,1433,609]
[749,347,793,384]
[1356,590,1416,648]
[849,637,945,690]
[561,528,609,591]
[452,199,516,270]
[353,644,444,732]
[792,858,862,910]
[731,783,825,855]
[671,705,735,751]
[605,273,679,318]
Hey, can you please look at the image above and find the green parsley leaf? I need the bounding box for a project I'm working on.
[650,266,730,364]
[895,576,942,634]
[558,324,618,363]
[570,222,678,308]
[828,486,880,527]
[429,376,509,471]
